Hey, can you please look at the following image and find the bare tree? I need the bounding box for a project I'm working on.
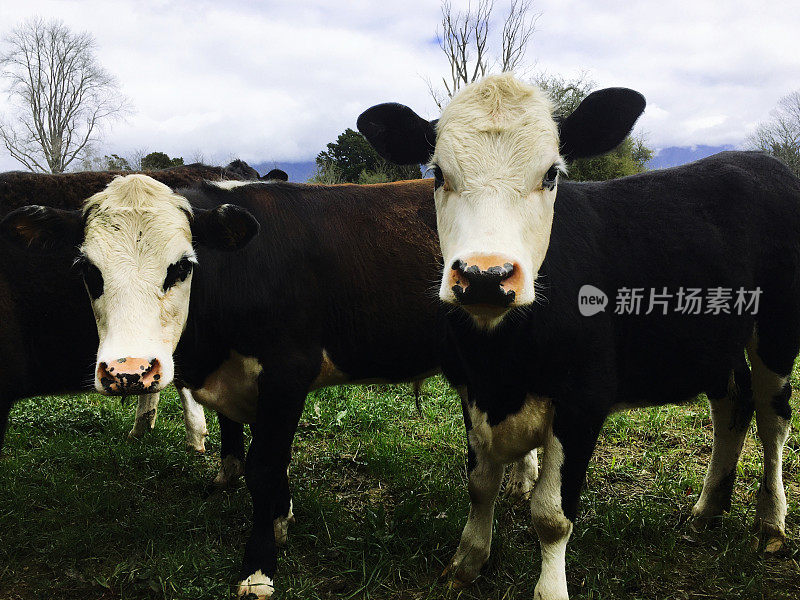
[127,148,148,171]
[427,0,539,108]
[748,91,800,177]
[0,18,129,173]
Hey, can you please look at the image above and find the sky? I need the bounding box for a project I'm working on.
[0,0,798,171]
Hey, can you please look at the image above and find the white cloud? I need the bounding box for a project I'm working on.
[0,0,798,171]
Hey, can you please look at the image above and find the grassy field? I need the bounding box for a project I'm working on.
[1,372,799,600]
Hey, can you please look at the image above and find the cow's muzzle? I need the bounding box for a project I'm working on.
[97,357,163,395]
[450,255,520,309]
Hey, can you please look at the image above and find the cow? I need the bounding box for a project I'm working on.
[357,72,800,599]
[0,161,262,455]
[0,174,539,598]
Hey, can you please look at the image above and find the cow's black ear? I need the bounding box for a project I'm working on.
[357,103,436,165]
[263,168,288,181]
[0,205,83,252]
[559,88,646,161]
[193,204,259,251]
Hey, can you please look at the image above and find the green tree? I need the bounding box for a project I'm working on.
[314,128,420,183]
[103,153,131,171]
[141,151,184,170]
[535,73,652,181]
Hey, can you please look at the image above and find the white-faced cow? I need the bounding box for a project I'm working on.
[358,72,800,599]
[0,162,263,455]
[1,173,539,599]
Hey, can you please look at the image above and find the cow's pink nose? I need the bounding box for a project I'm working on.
[97,357,162,395]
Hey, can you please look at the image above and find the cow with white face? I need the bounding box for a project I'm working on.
[360,74,645,330]
[360,73,800,599]
[1,175,257,397]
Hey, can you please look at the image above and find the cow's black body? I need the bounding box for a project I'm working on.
[447,151,800,520]
[172,179,452,583]
[0,163,256,451]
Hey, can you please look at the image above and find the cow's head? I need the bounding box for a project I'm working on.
[0,174,258,395]
[358,73,645,329]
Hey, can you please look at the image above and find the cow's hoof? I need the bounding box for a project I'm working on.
[689,509,723,533]
[273,500,295,547]
[237,571,274,599]
[533,578,569,600]
[751,518,786,554]
[185,439,206,454]
[213,455,245,488]
[127,425,151,440]
[442,545,488,586]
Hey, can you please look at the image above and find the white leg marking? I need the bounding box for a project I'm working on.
[128,392,159,439]
[273,498,294,547]
[448,447,504,583]
[505,448,539,501]
[531,431,571,600]
[237,570,274,599]
[179,388,208,453]
[748,343,790,552]
[692,379,750,523]
[213,454,245,488]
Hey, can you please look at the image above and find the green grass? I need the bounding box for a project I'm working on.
[1,372,799,600]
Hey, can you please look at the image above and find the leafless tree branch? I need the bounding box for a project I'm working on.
[428,0,536,108]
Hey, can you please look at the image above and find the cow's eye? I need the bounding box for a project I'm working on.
[163,257,194,291]
[432,165,444,189]
[73,256,104,300]
[543,164,559,191]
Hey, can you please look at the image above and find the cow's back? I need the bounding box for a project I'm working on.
[506,151,800,405]
[179,178,444,386]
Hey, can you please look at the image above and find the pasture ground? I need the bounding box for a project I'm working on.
[1,371,799,600]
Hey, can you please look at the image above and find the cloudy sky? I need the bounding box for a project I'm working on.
[0,0,798,171]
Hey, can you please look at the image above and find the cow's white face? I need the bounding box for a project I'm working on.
[358,73,645,331]
[0,174,259,396]
[77,175,195,394]
[432,77,563,328]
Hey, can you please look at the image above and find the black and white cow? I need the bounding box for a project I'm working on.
[0,174,538,598]
[358,73,800,599]
[0,162,263,455]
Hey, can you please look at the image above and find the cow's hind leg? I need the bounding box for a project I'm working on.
[505,449,539,502]
[215,413,245,488]
[692,361,753,528]
[129,392,159,439]
[179,387,208,452]
[747,334,794,553]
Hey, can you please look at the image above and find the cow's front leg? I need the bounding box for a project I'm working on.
[238,377,305,599]
[447,438,504,583]
[531,409,604,600]
[128,392,159,439]
[214,412,245,488]
[445,390,503,584]
[505,448,539,502]
[179,387,208,452]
